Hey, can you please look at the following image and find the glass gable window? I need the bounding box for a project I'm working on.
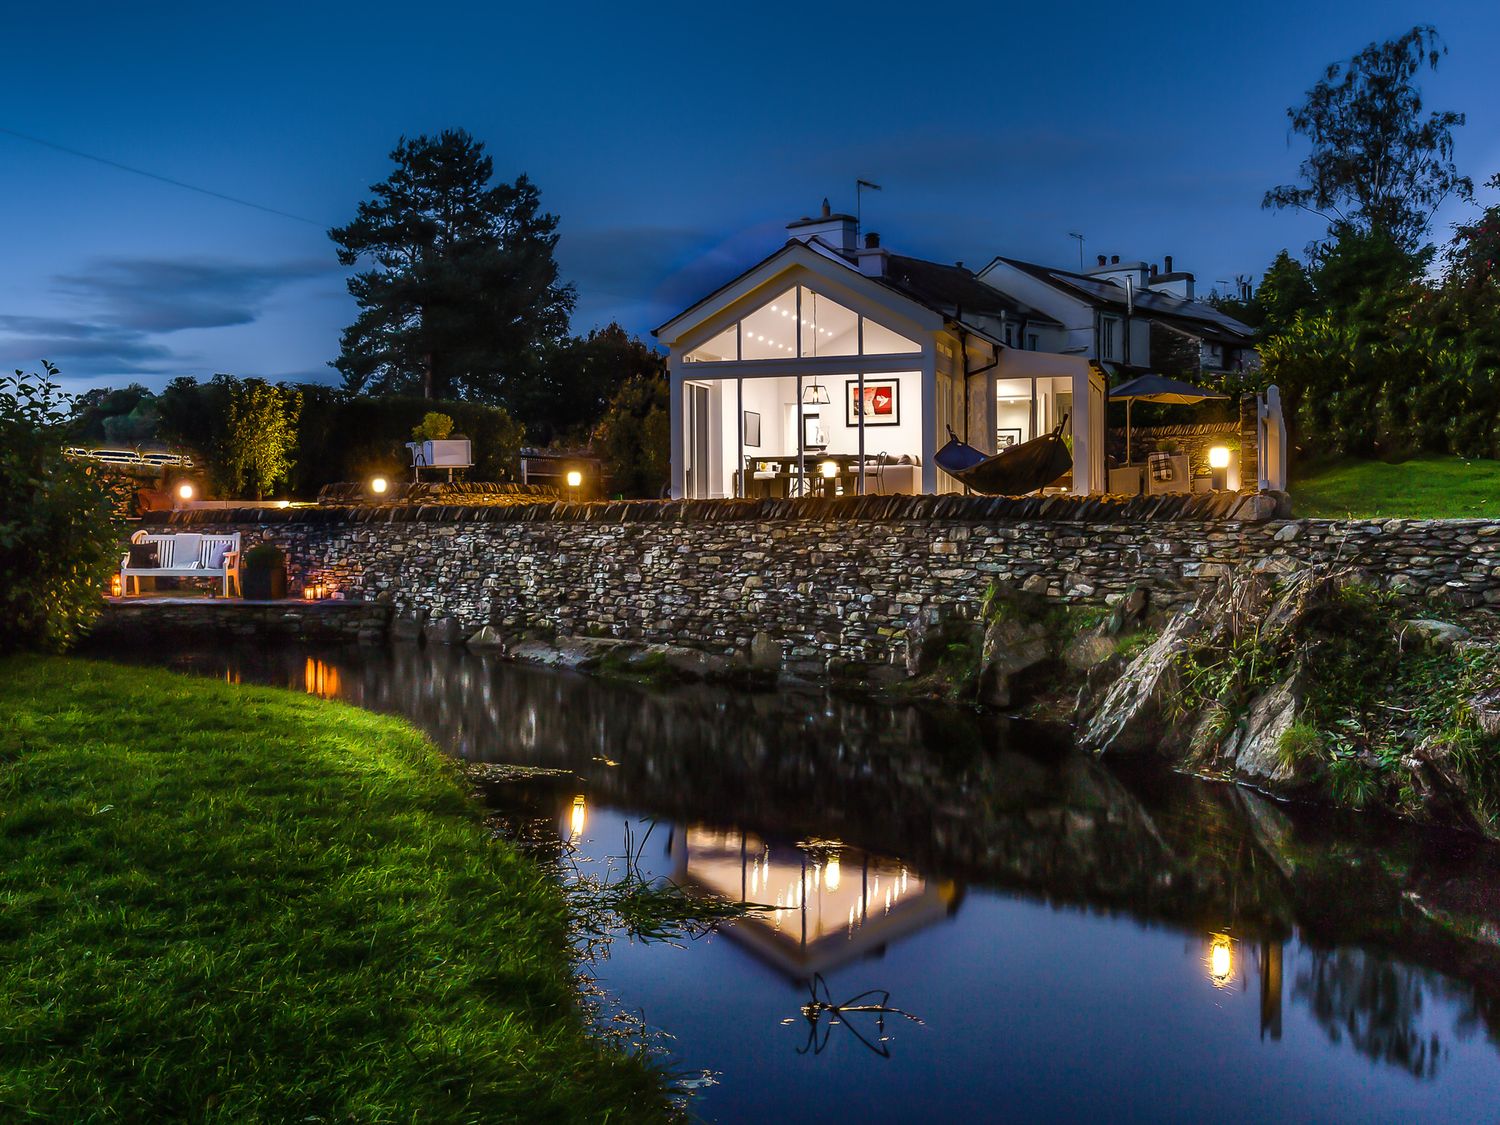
[685,324,737,363]
[682,283,923,362]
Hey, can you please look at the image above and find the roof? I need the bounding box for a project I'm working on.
[985,256,1257,344]
[655,239,1061,345]
[874,255,1062,331]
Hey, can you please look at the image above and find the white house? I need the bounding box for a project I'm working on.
[655,203,1108,499]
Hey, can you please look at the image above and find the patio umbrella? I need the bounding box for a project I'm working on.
[1109,373,1228,463]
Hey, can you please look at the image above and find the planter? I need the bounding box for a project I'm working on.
[241,566,287,601]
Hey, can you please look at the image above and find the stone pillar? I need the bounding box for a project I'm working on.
[1239,393,1260,492]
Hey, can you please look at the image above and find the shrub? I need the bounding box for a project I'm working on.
[0,363,122,652]
[411,412,454,441]
[1276,721,1324,771]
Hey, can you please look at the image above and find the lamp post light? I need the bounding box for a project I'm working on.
[370,476,389,497]
[1209,446,1230,491]
[176,481,196,503]
[565,469,583,498]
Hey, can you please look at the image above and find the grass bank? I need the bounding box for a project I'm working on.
[0,657,669,1123]
[1292,456,1500,519]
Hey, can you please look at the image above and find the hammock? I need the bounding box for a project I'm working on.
[934,417,1072,495]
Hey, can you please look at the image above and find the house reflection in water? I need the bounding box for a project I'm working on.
[669,825,960,978]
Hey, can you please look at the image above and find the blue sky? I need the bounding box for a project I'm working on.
[3,0,1498,396]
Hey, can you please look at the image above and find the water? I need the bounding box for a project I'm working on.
[101,641,1500,1122]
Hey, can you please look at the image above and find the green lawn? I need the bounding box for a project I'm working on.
[1292,456,1500,519]
[0,657,669,1123]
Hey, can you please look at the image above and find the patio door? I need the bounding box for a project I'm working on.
[685,383,711,498]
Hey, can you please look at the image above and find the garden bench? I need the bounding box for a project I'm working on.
[120,531,242,597]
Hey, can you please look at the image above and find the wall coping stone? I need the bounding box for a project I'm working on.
[147,489,1290,528]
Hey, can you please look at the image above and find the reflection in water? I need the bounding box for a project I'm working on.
[669,827,959,978]
[97,639,1500,1115]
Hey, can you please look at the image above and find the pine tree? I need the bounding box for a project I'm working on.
[330,130,575,401]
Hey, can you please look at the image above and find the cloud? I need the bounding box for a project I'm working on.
[0,314,176,374]
[54,256,338,333]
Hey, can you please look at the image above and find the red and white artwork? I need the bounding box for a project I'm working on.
[845,380,900,426]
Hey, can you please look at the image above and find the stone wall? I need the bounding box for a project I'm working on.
[134,497,1500,676]
[93,598,392,645]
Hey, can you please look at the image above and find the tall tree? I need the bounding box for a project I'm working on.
[1255,250,1318,335]
[330,130,575,401]
[1264,25,1471,253]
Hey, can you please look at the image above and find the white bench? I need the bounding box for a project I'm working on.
[120,531,242,597]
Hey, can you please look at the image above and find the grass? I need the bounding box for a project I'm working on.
[0,657,670,1124]
[1292,455,1500,519]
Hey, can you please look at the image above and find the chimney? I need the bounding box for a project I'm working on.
[1111,254,1120,265]
[787,199,858,254]
[1164,254,1174,274]
[1150,263,1158,278]
[856,236,889,277]
[1096,254,1107,267]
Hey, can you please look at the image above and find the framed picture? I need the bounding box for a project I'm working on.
[997,428,1022,448]
[743,410,761,448]
[845,379,900,427]
[802,412,827,449]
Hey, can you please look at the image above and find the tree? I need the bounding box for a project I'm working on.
[1264,26,1471,254]
[0,362,121,652]
[330,129,575,402]
[515,324,664,445]
[219,379,302,500]
[592,372,669,498]
[1255,250,1319,335]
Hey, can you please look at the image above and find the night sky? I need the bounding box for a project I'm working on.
[4,1,1498,396]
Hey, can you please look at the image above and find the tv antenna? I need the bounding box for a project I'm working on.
[1068,232,1085,269]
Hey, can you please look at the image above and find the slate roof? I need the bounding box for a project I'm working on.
[986,256,1257,344]
[874,254,1062,329]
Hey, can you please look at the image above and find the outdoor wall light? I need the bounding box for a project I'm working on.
[370,476,389,495]
[1209,445,1230,490]
[176,482,195,501]
[566,470,583,488]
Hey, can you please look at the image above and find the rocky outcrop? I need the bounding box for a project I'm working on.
[1077,611,1201,754]
[979,615,1051,708]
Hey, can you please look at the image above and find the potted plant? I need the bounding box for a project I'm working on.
[406,412,472,476]
[241,542,287,600]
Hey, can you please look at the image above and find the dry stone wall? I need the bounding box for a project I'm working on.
[146,498,1500,676]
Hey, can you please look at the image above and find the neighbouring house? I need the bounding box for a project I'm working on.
[976,253,1260,379]
[655,203,1266,499]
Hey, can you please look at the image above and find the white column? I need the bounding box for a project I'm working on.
[668,352,685,499]
[920,344,938,494]
[735,375,744,498]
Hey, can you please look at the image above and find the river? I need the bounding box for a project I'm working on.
[99,640,1500,1123]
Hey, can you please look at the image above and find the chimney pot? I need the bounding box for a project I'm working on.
[1111,254,1120,265]
[1150,263,1158,278]
[865,231,880,249]
[1164,254,1174,273]
[1096,254,1106,266]
[955,260,964,270]
[821,198,831,218]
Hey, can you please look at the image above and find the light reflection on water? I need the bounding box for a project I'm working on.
[100,641,1500,1122]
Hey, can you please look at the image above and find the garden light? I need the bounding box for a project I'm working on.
[176,482,195,501]
[820,460,838,479]
[1209,445,1230,490]
[370,476,388,495]
[566,470,582,489]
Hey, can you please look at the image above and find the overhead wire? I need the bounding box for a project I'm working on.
[0,124,326,227]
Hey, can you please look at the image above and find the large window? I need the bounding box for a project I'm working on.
[682,284,920,362]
